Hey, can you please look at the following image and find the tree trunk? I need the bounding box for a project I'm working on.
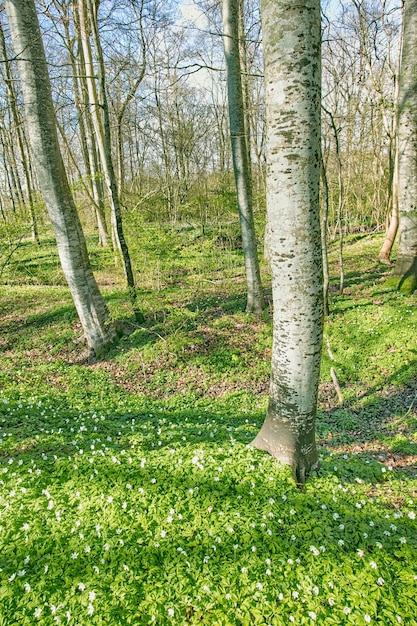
[78,0,143,321]
[0,129,17,213]
[323,106,344,292]
[69,5,109,247]
[379,159,399,266]
[379,5,403,266]
[387,0,417,294]
[4,0,118,357]
[115,0,146,197]
[320,150,330,316]
[222,0,264,313]
[251,0,323,484]
[73,8,109,247]
[0,19,39,243]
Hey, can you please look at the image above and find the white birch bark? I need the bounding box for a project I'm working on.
[222,0,264,313]
[4,0,117,357]
[389,0,417,293]
[251,0,323,484]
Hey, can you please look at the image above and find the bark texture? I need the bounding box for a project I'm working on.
[5,0,117,356]
[251,0,323,484]
[388,0,417,293]
[222,0,264,313]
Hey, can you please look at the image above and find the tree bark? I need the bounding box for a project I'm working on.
[4,0,118,357]
[251,0,323,484]
[70,3,109,247]
[0,18,39,243]
[379,156,399,266]
[387,0,417,294]
[379,2,403,266]
[320,150,330,316]
[222,0,264,314]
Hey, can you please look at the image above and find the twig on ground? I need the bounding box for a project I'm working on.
[325,335,343,406]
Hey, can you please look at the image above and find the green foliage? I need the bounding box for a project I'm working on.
[1,231,417,624]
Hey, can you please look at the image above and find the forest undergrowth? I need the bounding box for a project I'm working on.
[0,226,416,625]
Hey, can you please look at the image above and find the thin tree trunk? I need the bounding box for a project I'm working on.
[323,106,344,293]
[222,0,264,313]
[153,66,174,220]
[73,7,108,247]
[238,0,252,180]
[79,0,143,321]
[379,11,403,265]
[0,129,17,213]
[0,19,39,242]
[4,0,118,357]
[251,0,322,484]
[320,150,330,316]
[3,127,25,208]
[379,145,399,265]
[0,194,6,221]
[115,0,146,196]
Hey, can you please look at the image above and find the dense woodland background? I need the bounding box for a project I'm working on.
[0,0,403,269]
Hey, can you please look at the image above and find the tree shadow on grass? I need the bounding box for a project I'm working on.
[339,264,390,290]
[0,391,263,463]
[0,303,78,353]
[99,288,272,367]
[1,408,416,625]
[317,364,417,478]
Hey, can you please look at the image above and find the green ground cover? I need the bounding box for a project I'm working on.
[0,227,416,625]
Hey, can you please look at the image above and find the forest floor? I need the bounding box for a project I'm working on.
[0,226,416,625]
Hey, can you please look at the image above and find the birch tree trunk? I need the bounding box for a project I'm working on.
[379,1,403,266]
[71,4,109,247]
[251,0,323,484]
[222,0,264,314]
[387,0,417,294]
[4,0,117,357]
[0,18,39,243]
[379,146,399,265]
[320,150,330,317]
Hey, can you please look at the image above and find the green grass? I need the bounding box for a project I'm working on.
[0,226,417,625]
